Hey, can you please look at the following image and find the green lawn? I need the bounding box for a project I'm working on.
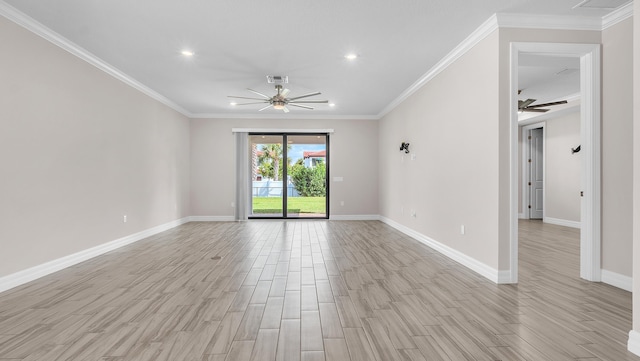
[252,197,326,214]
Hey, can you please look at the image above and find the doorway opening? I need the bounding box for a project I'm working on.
[509,42,601,284]
[249,133,329,219]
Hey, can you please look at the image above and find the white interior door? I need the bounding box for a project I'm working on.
[529,128,544,219]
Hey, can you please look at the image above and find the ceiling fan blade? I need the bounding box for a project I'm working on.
[283,106,290,113]
[288,103,314,110]
[527,100,568,108]
[522,108,549,113]
[287,92,322,101]
[228,96,269,101]
[289,100,328,104]
[258,104,273,111]
[235,102,270,106]
[519,99,536,108]
[247,88,272,99]
[281,88,291,97]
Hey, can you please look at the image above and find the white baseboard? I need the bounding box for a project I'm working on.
[189,216,235,222]
[497,270,517,284]
[628,330,640,356]
[601,269,632,292]
[0,217,191,294]
[518,213,526,219]
[544,217,581,229]
[190,215,383,222]
[330,215,381,221]
[379,216,501,284]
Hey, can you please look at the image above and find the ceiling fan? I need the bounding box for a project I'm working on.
[228,85,328,113]
[518,90,568,113]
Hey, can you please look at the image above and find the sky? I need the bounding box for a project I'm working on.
[257,143,325,164]
[288,144,325,164]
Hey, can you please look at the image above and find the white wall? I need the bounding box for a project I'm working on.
[0,16,190,278]
[545,112,581,223]
[190,118,379,218]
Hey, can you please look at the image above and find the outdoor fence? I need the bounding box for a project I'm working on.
[252,180,300,197]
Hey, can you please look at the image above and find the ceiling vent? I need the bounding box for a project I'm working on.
[266,75,288,84]
[573,0,629,10]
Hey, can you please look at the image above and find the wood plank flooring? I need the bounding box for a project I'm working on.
[0,219,637,360]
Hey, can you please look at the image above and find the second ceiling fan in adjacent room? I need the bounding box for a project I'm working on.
[518,90,568,113]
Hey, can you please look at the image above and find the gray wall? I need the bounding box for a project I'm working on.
[189,118,379,218]
[0,16,191,277]
[545,112,581,223]
[632,0,640,333]
[379,30,502,270]
[602,17,633,279]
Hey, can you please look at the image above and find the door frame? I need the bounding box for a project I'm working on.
[509,42,601,283]
[521,123,546,220]
[248,132,330,220]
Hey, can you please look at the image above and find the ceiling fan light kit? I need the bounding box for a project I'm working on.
[228,77,328,113]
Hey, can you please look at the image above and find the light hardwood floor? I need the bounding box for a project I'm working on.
[0,220,637,360]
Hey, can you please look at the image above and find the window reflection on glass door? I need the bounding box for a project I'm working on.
[249,133,328,219]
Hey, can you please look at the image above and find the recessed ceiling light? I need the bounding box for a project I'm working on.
[329,103,336,107]
[344,54,358,60]
[230,102,237,106]
[181,50,194,57]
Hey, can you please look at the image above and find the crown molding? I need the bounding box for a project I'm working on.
[231,128,335,133]
[377,8,628,119]
[602,1,633,29]
[377,14,500,119]
[190,113,378,120]
[0,1,193,118]
[2,0,632,121]
[495,13,603,31]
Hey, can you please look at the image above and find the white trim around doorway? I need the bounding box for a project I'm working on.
[509,42,601,284]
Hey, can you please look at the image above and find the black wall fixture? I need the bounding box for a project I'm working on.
[400,142,410,154]
[571,145,581,154]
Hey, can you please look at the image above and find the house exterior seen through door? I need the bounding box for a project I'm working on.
[249,133,329,219]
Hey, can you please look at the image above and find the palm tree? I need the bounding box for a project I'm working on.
[258,144,283,181]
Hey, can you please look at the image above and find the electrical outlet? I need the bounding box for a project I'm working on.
[461,225,465,235]
[340,201,345,206]
[231,202,235,208]
[411,210,416,218]
[123,215,127,223]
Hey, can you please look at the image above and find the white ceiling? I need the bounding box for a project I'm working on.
[519,54,581,104]
[1,0,630,118]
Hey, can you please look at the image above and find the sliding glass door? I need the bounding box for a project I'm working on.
[249,133,329,219]
[249,134,285,218]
